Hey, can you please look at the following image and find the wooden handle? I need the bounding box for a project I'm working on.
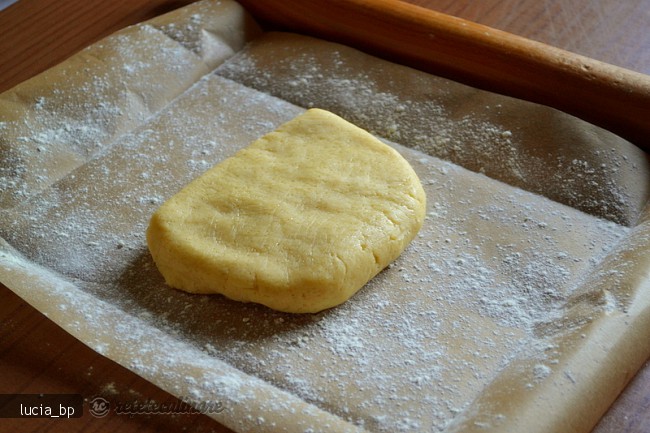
[237,0,650,150]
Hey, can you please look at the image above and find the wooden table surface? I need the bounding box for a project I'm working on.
[1,0,649,432]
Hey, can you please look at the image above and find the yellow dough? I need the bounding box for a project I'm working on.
[146,109,426,313]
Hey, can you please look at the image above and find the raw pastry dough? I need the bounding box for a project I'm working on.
[146,108,426,312]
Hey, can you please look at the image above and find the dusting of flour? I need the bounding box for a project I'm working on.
[0,26,641,433]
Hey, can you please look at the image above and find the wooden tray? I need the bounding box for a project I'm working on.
[1,1,649,432]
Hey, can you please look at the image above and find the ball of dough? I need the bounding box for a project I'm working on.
[146,108,425,313]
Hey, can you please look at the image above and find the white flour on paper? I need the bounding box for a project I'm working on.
[0,27,640,433]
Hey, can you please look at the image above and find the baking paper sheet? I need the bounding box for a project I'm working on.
[2,1,650,432]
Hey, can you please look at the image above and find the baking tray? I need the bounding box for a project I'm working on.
[1,1,650,432]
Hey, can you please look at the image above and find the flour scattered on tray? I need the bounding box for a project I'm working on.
[0,20,644,433]
[3,71,631,432]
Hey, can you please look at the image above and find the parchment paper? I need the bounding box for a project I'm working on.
[2,1,650,432]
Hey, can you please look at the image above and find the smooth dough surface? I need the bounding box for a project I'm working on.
[146,108,426,312]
